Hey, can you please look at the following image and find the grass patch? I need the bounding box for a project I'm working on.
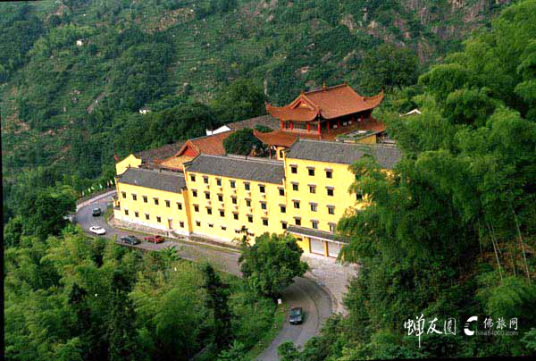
[243,300,288,361]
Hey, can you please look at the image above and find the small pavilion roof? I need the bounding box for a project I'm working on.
[266,83,384,122]
[253,129,299,148]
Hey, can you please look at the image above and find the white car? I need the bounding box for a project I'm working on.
[89,226,106,235]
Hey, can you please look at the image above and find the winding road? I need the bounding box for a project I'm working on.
[76,192,332,360]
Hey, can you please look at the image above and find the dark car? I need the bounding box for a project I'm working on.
[144,235,165,244]
[121,235,141,245]
[92,207,102,216]
[289,307,304,324]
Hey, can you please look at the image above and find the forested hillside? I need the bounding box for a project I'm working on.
[1,0,511,222]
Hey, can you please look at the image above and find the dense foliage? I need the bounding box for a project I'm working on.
[223,128,266,156]
[238,232,309,301]
[279,1,536,358]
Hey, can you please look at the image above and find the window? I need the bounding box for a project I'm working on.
[233,213,239,220]
[280,205,286,213]
[203,176,209,184]
[180,221,185,228]
[246,199,251,207]
[244,182,250,191]
[261,202,267,210]
[262,218,269,226]
[216,178,222,186]
[143,195,148,203]
[218,194,223,202]
[279,188,285,196]
[156,216,161,223]
[190,174,196,182]
[192,189,198,197]
[291,165,297,174]
[121,192,126,199]
[309,185,316,194]
[195,221,201,227]
[145,213,150,220]
[294,217,301,226]
[232,196,237,204]
[194,205,199,212]
[292,183,299,191]
[308,167,315,176]
[247,215,253,223]
[165,200,170,208]
[356,192,363,200]
[329,223,336,233]
[259,184,266,193]
[327,187,334,196]
[311,220,318,229]
[154,197,159,205]
[135,211,139,218]
[281,221,288,230]
[208,223,214,228]
[325,169,333,178]
[328,205,335,215]
[221,225,227,231]
[207,207,212,215]
[177,202,183,210]
[230,180,236,188]
[124,209,129,216]
[310,203,318,212]
[219,210,225,217]
[205,192,210,200]
[132,194,137,201]
[293,200,300,209]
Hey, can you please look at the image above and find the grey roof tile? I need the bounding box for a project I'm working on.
[186,154,285,184]
[286,139,402,169]
[287,225,348,243]
[118,167,186,193]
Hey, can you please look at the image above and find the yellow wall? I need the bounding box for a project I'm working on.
[356,133,377,144]
[115,154,142,175]
[114,181,191,235]
[183,171,287,243]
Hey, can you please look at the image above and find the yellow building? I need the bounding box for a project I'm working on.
[113,139,401,258]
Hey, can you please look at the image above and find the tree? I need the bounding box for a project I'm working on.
[202,263,233,352]
[212,79,267,123]
[359,43,419,93]
[238,233,308,301]
[223,128,265,156]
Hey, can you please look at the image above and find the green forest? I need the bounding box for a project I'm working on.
[3,0,536,359]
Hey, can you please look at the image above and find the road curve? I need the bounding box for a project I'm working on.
[76,192,332,360]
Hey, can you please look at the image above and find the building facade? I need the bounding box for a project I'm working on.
[113,139,401,258]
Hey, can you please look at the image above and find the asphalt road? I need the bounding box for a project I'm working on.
[76,192,332,360]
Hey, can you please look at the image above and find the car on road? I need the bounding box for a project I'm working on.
[89,226,106,235]
[92,208,102,216]
[121,235,141,245]
[144,235,165,244]
[289,307,304,324]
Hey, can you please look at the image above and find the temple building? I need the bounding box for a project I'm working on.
[266,83,384,137]
[112,82,400,258]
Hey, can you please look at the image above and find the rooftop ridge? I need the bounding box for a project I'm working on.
[187,129,234,142]
[304,83,348,95]
[198,153,283,166]
[297,138,394,148]
[124,166,185,177]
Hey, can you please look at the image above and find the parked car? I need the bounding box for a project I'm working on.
[89,226,106,235]
[121,235,141,245]
[289,307,304,324]
[92,208,102,216]
[144,235,165,244]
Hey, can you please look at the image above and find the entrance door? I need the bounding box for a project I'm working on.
[310,238,325,256]
[167,218,173,229]
[327,242,341,258]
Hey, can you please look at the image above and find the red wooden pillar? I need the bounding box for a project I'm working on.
[280,120,284,129]
[307,122,310,133]
[337,120,341,129]
[290,121,294,131]
[317,121,321,135]
[360,113,364,122]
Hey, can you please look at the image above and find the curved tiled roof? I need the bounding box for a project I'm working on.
[253,129,299,147]
[266,84,384,122]
[118,167,186,193]
[186,154,285,184]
